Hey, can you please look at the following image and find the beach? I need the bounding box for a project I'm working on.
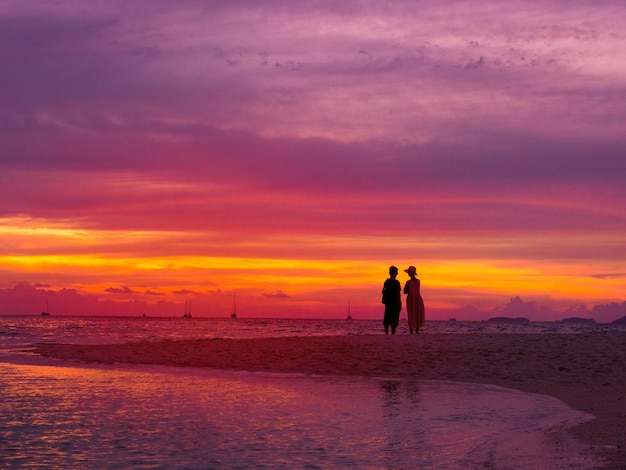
[36,332,626,468]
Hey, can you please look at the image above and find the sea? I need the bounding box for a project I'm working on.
[2,315,620,469]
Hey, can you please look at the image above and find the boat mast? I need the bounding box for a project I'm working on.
[231,291,237,318]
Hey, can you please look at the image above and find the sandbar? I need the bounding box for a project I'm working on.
[35,332,626,468]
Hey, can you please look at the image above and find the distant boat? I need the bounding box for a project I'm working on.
[346,299,352,320]
[231,292,237,319]
[41,300,51,316]
[183,300,192,318]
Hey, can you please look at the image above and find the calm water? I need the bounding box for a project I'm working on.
[1,316,613,469]
[2,315,624,351]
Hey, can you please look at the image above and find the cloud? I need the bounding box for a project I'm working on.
[263,290,290,299]
[464,55,485,70]
[173,289,199,295]
[2,124,624,245]
[592,302,626,320]
[0,14,120,110]
[492,296,538,318]
[105,286,136,294]
[562,304,593,318]
[590,273,626,280]
[144,290,166,296]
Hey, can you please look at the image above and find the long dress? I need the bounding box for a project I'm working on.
[404,278,425,329]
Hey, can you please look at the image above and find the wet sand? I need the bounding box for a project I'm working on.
[35,333,626,468]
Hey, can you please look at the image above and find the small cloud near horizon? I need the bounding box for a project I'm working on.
[263,290,290,299]
[144,290,166,296]
[173,289,199,295]
[105,286,136,294]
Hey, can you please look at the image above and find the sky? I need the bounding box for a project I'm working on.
[1,0,625,321]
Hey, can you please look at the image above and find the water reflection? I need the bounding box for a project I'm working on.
[0,362,599,469]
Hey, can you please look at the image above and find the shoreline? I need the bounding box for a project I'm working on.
[35,332,626,468]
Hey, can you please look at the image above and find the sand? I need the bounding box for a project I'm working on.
[35,332,626,468]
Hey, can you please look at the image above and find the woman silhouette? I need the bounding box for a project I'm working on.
[404,266,425,333]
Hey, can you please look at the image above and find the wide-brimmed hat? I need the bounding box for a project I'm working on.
[404,265,417,275]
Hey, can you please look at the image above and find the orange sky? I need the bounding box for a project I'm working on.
[2,214,625,320]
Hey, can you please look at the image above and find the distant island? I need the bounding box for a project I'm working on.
[561,317,596,324]
[486,317,529,324]
[485,316,626,325]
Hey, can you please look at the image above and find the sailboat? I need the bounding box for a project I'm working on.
[346,299,352,320]
[230,292,237,319]
[41,300,50,316]
[183,300,192,318]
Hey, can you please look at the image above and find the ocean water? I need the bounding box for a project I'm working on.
[1,316,614,469]
[2,315,624,351]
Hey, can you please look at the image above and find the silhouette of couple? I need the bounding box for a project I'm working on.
[382,265,425,334]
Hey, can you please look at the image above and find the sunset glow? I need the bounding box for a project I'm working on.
[1,1,625,321]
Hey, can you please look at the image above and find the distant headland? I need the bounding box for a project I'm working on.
[486,315,626,325]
